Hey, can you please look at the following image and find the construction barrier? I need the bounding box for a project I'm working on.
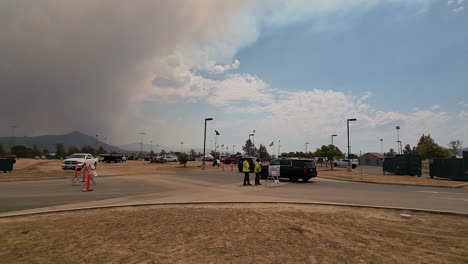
[82,164,94,192]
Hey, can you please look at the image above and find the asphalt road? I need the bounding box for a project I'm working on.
[1,170,467,214]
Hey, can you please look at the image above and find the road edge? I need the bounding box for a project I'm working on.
[1,201,467,219]
[318,175,468,188]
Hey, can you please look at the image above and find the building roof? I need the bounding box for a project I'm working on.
[363,152,385,159]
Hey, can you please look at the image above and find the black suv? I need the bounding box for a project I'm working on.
[261,158,317,182]
[237,156,259,172]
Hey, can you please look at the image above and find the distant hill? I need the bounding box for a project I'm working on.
[0,131,123,153]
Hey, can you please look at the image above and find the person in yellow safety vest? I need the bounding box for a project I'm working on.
[242,160,252,186]
[254,160,262,185]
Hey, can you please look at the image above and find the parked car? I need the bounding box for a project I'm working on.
[223,155,240,164]
[237,156,259,172]
[62,153,98,170]
[162,155,178,162]
[261,158,317,182]
[333,159,358,169]
[101,153,126,163]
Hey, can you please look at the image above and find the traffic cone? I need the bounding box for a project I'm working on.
[82,164,94,192]
[81,163,87,182]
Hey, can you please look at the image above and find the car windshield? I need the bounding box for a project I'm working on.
[70,154,86,159]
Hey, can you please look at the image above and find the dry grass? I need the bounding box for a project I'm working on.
[0,159,224,181]
[0,204,467,264]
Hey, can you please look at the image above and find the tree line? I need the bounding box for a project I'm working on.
[0,143,108,158]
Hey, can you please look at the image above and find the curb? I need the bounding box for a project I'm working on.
[1,201,467,219]
[318,175,468,189]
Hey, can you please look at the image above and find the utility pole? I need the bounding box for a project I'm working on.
[380,138,383,155]
[278,140,281,157]
[347,118,357,171]
[396,126,401,154]
[331,134,337,146]
[305,142,309,154]
[139,132,145,154]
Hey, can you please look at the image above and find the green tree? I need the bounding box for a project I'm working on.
[67,146,80,156]
[11,145,34,158]
[159,149,166,156]
[32,144,41,157]
[348,153,359,159]
[256,144,271,161]
[55,143,66,158]
[97,146,107,155]
[385,148,396,157]
[313,145,344,170]
[447,140,463,157]
[178,153,188,167]
[0,144,5,155]
[80,145,97,156]
[403,144,417,155]
[242,139,256,156]
[415,134,450,160]
[189,149,197,161]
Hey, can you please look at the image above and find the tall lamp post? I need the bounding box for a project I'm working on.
[305,142,309,154]
[278,140,281,157]
[139,132,145,154]
[347,118,357,171]
[396,126,401,154]
[249,133,254,155]
[380,138,383,155]
[331,134,337,146]
[252,130,256,146]
[203,118,213,169]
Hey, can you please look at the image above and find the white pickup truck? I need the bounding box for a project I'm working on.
[333,159,359,169]
[62,153,98,170]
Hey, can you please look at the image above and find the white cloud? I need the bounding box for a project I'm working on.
[431,104,441,110]
[453,6,465,12]
[448,0,455,5]
[197,59,240,75]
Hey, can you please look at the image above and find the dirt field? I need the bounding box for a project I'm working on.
[0,204,467,264]
[317,166,465,187]
[0,159,223,181]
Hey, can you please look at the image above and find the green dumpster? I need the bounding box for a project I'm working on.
[383,154,421,176]
[0,158,14,173]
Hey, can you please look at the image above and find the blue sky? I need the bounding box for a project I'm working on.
[1,0,467,154]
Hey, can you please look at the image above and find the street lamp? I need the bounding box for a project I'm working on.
[305,142,309,153]
[139,132,145,154]
[380,138,383,155]
[278,140,281,157]
[203,118,213,169]
[331,134,337,146]
[347,118,357,170]
[252,130,256,146]
[248,133,255,155]
[396,126,401,154]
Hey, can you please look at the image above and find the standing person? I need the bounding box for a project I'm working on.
[242,159,251,186]
[254,159,262,185]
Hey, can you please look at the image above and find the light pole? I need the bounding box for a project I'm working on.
[396,126,401,154]
[347,118,357,170]
[380,138,383,155]
[252,130,256,146]
[305,142,309,153]
[139,132,145,154]
[331,134,337,146]
[249,133,254,155]
[215,130,220,155]
[278,140,281,157]
[203,118,213,169]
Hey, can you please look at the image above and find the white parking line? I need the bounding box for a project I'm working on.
[417,191,439,194]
